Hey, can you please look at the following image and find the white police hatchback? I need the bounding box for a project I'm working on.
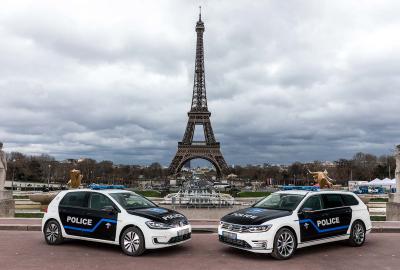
[219,190,371,260]
[42,186,191,256]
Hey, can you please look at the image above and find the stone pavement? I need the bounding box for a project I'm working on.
[0,232,399,270]
[1,218,400,233]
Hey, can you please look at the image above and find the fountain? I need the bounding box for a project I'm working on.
[164,178,234,207]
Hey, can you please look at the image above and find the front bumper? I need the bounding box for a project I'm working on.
[146,225,192,249]
[218,224,274,254]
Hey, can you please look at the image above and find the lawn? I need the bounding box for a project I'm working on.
[369,198,389,202]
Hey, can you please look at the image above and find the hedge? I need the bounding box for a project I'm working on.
[237,191,271,198]
[132,190,162,197]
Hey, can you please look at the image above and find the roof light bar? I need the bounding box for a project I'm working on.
[281,186,319,191]
[88,184,126,190]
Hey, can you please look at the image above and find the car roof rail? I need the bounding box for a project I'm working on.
[88,184,126,190]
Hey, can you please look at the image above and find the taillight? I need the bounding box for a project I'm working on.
[44,206,48,213]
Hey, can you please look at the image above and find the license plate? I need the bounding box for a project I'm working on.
[222,231,237,240]
[177,228,189,236]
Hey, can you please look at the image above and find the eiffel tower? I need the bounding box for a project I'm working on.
[169,9,229,178]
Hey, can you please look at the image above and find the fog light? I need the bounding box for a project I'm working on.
[252,240,268,249]
[153,236,168,244]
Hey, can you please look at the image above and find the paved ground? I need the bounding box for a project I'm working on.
[2,219,400,233]
[0,232,399,270]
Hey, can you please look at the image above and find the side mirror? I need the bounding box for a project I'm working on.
[102,205,117,214]
[299,208,313,215]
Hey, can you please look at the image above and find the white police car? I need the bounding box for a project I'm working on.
[219,190,371,259]
[42,186,191,256]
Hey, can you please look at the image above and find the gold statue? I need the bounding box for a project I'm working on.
[67,169,83,189]
[308,169,334,189]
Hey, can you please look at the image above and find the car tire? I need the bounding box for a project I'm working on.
[120,227,146,256]
[348,220,366,247]
[44,220,64,245]
[271,228,296,260]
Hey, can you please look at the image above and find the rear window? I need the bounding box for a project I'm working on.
[341,194,359,206]
[60,192,89,208]
[322,194,344,209]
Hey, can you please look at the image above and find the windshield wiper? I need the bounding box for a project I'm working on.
[256,206,292,211]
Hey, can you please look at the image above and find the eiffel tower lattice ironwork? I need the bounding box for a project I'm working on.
[169,9,229,178]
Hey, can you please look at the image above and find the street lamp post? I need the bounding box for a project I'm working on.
[11,159,16,192]
[48,164,51,188]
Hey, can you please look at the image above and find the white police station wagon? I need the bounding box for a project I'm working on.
[219,190,371,259]
[42,186,191,256]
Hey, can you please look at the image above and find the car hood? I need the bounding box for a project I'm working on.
[220,207,292,225]
[127,207,188,225]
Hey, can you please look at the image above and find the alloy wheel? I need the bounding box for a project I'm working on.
[123,231,140,253]
[353,223,365,245]
[277,231,295,257]
[45,223,59,244]
[44,221,63,245]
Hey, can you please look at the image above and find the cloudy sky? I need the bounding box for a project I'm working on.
[0,0,399,166]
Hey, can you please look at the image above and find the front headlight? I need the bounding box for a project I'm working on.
[247,224,272,233]
[145,221,173,229]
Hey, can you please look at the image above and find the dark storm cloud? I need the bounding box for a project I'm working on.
[0,0,399,165]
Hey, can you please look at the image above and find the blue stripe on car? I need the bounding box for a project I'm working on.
[64,218,117,233]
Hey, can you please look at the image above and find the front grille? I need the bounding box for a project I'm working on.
[171,219,189,227]
[221,222,250,233]
[219,235,252,249]
[168,233,191,244]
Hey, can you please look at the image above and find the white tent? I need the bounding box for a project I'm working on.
[368,178,396,187]
[369,178,381,184]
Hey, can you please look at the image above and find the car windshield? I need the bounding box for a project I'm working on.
[110,192,157,210]
[253,193,305,211]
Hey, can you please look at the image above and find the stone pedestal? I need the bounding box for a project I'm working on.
[0,191,15,217]
[387,145,400,221]
[387,202,400,221]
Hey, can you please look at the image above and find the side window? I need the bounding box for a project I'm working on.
[89,193,115,211]
[59,192,89,208]
[301,195,322,211]
[322,194,344,209]
[341,194,359,206]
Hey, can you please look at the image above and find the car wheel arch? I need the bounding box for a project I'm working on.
[119,225,144,245]
[351,219,366,230]
[275,225,298,248]
[43,218,61,233]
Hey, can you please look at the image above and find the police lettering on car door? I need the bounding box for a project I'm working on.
[317,217,340,227]
[66,216,92,226]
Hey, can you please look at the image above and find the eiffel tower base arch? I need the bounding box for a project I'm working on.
[169,144,229,179]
